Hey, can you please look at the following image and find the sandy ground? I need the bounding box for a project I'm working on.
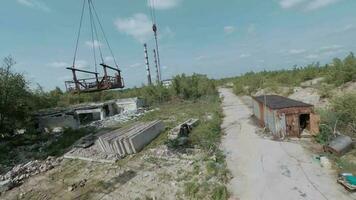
[219,88,355,200]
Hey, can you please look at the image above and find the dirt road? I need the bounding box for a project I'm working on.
[219,88,355,200]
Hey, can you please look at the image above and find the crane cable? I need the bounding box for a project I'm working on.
[72,0,120,72]
[90,0,121,70]
[148,0,157,25]
[88,0,105,65]
[72,0,86,68]
[88,0,98,73]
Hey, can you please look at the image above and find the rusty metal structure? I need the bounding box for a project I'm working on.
[252,95,320,138]
[65,0,124,93]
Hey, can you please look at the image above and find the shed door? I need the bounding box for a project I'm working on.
[286,114,299,137]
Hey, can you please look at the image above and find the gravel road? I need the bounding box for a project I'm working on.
[219,88,355,200]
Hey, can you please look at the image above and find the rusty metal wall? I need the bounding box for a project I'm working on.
[252,98,287,137]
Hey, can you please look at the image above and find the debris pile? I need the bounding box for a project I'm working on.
[67,179,87,192]
[0,157,62,192]
[88,109,153,128]
[338,173,356,192]
[168,118,199,140]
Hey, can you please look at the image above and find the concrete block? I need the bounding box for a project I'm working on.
[97,121,164,156]
[129,121,165,153]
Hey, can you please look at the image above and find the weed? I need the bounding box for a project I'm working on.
[184,181,200,198]
[212,185,229,200]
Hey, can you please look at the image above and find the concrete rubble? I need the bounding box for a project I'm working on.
[0,157,62,193]
[168,118,200,140]
[87,109,155,129]
[98,120,165,156]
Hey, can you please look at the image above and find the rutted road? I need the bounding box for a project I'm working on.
[219,88,354,200]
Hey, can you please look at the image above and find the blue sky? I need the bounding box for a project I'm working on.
[1,0,356,90]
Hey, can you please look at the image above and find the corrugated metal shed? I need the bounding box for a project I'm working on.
[252,95,319,138]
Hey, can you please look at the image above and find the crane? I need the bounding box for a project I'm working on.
[65,0,124,93]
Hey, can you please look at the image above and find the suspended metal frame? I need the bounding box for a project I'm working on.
[65,0,124,93]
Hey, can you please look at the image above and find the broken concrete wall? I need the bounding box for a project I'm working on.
[35,97,145,132]
[115,98,145,113]
[76,108,105,125]
[37,113,79,131]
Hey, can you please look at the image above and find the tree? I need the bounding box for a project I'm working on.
[0,56,30,137]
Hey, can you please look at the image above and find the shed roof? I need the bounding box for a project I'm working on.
[253,95,313,109]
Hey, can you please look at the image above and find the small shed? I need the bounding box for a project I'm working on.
[252,95,320,138]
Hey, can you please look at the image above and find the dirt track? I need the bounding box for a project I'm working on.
[219,88,355,200]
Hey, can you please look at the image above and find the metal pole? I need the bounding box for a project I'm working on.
[153,49,160,84]
[153,24,162,82]
[144,43,152,85]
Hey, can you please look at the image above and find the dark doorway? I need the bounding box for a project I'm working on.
[299,114,310,132]
[104,105,110,116]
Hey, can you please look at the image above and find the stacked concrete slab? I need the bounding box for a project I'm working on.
[98,120,164,156]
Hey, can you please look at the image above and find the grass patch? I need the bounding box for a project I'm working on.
[212,185,229,200]
[43,128,92,157]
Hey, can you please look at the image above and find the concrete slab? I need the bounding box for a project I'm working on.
[97,121,165,156]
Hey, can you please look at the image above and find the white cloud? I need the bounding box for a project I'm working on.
[306,54,319,59]
[76,60,90,69]
[115,13,174,43]
[342,24,355,32]
[49,60,89,69]
[129,63,142,68]
[104,56,114,62]
[279,0,341,10]
[49,61,69,68]
[115,13,152,43]
[147,0,182,10]
[85,40,103,48]
[17,0,51,12]
[224,26,236,34]
[288,49,306,54]
[319,44,343,52]
[195,55,208,61]
[279,0,307,9]
[306,0,340,10]
[240,53,251,58]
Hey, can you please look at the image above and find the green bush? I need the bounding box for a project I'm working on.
[331,93,356,137]
[231,53,356,96]
[327,53,356,86]
[315,124,333,144]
